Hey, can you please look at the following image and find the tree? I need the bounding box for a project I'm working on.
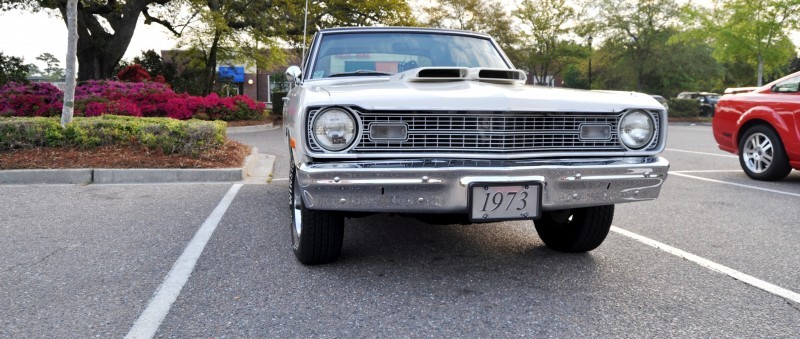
[36,53,65,80]
[62,0,78,126]
[177,0,416,95]
[588,0,682,91]
[1,0,190,81]
[421,0,518,52]
[683,0,800,86]
[0,52,35,84]
[513,0,585,86]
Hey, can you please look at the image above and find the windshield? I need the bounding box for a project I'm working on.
[309,32,509,79]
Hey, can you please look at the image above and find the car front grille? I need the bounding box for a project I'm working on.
[307,109,661,155]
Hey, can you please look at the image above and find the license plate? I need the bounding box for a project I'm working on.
[469,182,541,222]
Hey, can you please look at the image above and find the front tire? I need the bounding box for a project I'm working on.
[534,205,614,252]
[738,125,791,181]
[289,163,344,265]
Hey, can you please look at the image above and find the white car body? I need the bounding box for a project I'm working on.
[283,27,669,264]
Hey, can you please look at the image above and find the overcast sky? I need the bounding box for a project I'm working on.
[0,9,176,69]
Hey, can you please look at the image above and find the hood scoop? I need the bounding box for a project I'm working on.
[396,67,527,84]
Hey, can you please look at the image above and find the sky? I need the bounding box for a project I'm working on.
[0,9,176,70]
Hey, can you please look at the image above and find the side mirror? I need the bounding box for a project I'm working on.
[285,65,302,85]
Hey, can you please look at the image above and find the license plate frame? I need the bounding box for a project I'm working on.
[468,182,542,222]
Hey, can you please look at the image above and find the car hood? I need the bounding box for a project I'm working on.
[299,76,663,113]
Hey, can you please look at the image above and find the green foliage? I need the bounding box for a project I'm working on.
[36,53,64,80]
[271,92,288,116]
[666,99,701,117]
[680,0,800,86]
[513,0,584,85]
[0,52,35,85]
[563,64,589,89]
[0,116,226,156]
[587,0,683,91]
[423,0,518,53]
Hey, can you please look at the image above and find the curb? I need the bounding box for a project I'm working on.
[0,148,274,185]
[226,122,275,133]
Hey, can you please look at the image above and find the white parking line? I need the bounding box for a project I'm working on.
[125,184,243,339]
[272,178,290,182]
[670,172,800,198]
[611,226,800,304]
[671,170,742,173]
[665,148,738,158]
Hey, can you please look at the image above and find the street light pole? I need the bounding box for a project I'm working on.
[587,35,593,90]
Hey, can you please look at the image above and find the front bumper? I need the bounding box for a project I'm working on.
[296,157,669,213]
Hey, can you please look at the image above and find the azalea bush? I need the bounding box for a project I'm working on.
[0,80,266,121]
[0,82,63,117]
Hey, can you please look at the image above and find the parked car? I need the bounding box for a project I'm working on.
[712,72,800,181]
[677,91,720,117]
[283,27,669,264]
[650,95,669,111]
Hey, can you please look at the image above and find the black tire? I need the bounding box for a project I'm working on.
[534,205,614,252]
[738,125,792,181]
[289,162,344,265]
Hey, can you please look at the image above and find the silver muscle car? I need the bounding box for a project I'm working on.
[283,27,669,264]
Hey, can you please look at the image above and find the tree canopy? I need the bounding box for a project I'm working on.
[682,0,800,86]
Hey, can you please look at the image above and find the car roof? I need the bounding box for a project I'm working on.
[317,26,492,39]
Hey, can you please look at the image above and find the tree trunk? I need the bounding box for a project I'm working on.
[203,32,223,96]
[757,53,764,87]
[61,0,78,127]
[58,1,143,81]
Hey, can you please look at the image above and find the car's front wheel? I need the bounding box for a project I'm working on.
[738,125,791,181]
[533,205,614,252]
[289,163,344,265]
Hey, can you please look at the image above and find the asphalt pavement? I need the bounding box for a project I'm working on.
[1,124,799,337]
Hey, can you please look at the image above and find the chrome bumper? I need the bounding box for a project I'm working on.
[296,157,669,213]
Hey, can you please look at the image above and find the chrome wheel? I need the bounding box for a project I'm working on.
[291,173,302,250]
[742,132,773,174]
[738,125,791,181]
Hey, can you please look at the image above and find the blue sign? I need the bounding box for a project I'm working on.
[218,66,245,83]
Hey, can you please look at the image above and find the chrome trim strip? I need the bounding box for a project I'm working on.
[459,175,546,187]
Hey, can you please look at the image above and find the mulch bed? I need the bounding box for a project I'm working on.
[0,140,251,169]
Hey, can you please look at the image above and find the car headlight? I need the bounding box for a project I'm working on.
[619,110,655,150]
[312,108,358,151]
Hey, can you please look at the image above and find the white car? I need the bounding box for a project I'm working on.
[283,27,669,264]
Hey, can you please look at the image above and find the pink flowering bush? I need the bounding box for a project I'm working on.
[83,98,142,117]
[0,82,63,117]
[116,64,152,82]
[1,80,265,120]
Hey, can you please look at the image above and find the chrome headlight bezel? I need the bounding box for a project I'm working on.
[310,107,360,152]
[619,110,655,150]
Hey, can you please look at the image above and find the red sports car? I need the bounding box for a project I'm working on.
[712,72,800,181]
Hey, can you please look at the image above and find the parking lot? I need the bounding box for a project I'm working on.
[2,124,799,337]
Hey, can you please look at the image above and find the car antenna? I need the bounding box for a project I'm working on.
[302,0,310,74]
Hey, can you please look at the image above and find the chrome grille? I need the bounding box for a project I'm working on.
[307,109,661,154]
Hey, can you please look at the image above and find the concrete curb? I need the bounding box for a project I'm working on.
[0,148,275,185]
[226,122,275,134]
[0,169,93,185]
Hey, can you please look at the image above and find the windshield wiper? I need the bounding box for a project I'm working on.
[329,70,391,77]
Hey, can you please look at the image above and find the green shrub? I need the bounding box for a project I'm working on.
[0,115,226,156]
[667,99,700,117]
[271,92,288,116]
[0,117,65,149]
